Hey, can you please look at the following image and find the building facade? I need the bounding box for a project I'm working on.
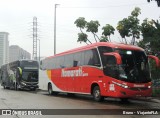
[0,32,9,67]
[9,45,31,62]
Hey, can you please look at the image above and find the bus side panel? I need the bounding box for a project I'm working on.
[74,66,104,93]
[51,68,74,92]
[1,68,11,88]
[39,69,62,92]
[47,66,152,98]
[50,66,105,94]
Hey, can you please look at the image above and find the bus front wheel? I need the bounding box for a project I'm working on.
[120,98,129,102]
[93,86,104,102]
[48,84,53,95]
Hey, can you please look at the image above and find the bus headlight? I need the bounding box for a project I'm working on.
[121,84,129,89]
[148,86,151,88]
[21,82,26,86]
[112,81,129,89]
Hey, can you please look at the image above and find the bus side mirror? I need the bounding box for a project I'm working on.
[148,55,160,67]
[103,52,122,65]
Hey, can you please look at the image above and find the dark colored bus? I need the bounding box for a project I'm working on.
[0,60,39,90]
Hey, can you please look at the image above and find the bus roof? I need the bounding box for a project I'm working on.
[1,60,38,67]
[47,42,144,59]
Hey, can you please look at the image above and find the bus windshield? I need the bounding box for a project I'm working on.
[103,49,151,83]
[22,71,38,82]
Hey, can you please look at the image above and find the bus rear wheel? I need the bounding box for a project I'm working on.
[48,84,58,95]
[15,83,19,91]
[48,84,53,95]
[93,86,104,102]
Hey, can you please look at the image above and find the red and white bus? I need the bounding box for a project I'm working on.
[39,42,160,101]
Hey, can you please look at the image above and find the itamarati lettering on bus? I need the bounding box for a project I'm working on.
[61,67,88,77]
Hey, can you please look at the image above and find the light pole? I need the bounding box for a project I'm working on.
[37,39,40,63]
[54,4,60,55]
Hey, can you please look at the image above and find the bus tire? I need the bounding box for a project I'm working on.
[31,88,36,91]
[6,86,10,89]
[67,93,75,97]
[93,86,104,102]
[15,83,19,91]
[48,84,53,95]
[13,82,16,90]
[120,98,129,102]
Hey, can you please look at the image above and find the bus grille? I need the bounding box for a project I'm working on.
[129,87,149,91]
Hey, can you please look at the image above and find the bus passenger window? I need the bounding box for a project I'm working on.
[73,60,78,67]
[64,54,74,68]
[84,50,93,65]
[55,56,64,69]
[98,46,113,66]
[84,49,100,67]
[92,49,101,67]
[73,52,84,66]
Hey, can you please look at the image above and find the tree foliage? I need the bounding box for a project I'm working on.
[100,36,108,42]
[116,7,141,44]
[129,7,141,44]
[74,17,87,30]
[74,17,114,44]
[86,20,100,42]
[74,17,92,44]
[116,18,130,44]
[138,18,160,56]
[102,24,115,42]
[77,33,88,44]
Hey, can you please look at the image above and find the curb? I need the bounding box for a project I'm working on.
[132,97,160,103]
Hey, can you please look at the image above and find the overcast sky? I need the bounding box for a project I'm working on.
[0,0,159,57]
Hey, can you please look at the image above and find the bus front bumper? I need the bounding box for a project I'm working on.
[20,82,39,89]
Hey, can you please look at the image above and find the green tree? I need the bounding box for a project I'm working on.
[77,33,88,44]
[74,17,92,44]
[102,24,115,42]
[129,7,141,45]
[86,20,100,42]
[138,18,160,83]
[75,17,111,44]
[117,7,141,45]
[100,36,108,42]
[139,18,160,56]
[141,18,156,38]
[74,17,86,31]
[116,18,130,44]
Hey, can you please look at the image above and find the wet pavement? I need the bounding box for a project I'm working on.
[0,86,160,118]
